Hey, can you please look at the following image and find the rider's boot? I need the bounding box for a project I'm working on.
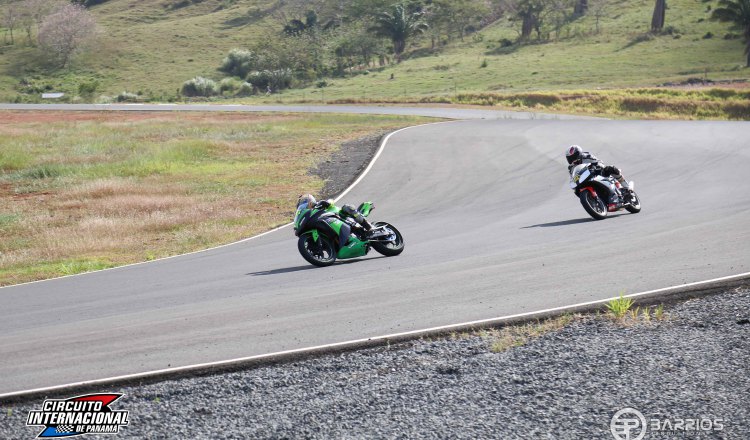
[617,176,630,191]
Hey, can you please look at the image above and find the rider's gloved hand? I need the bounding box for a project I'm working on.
[317,200,331,209]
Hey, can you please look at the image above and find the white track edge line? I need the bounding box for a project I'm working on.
[2,270,748,399]
[0,120,452,290]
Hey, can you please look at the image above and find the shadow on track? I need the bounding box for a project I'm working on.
[247,256,390,276]
[247,265,318,276]
[523,214,631,228]
[521,218,594,228]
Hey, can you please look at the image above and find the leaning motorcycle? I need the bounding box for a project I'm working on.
[293,201,404,267]
[569,163,641,220]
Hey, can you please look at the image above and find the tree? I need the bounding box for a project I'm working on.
[2,2,21,44]
[284,11,314,36]
[370,3,428,61]
[546,0,574,40]
[19,0,59,45]
[431,0,489,41]
[37,3,98,67]
[711,0,750,67]
[573,0,588,17]
[589,0,610,33]
[508,0,546,40]
[651,0,666,33]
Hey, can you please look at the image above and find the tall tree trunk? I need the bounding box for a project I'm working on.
[393,39,405,62]
[574,0,588,17]
[521,15,535,39]
[651,0,666,33]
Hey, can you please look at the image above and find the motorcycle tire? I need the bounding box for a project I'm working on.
[298,234,337,267]
[625,190,642,214]
[580,190,608,220]
[371,222,405,256]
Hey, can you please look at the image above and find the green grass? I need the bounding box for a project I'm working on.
[0,0,747,105]
[58,259,118,276]
[0,111,429,286]
[606,294,634,319]
[267,0,747,101]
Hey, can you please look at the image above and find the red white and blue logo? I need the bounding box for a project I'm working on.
[26,393,129,438]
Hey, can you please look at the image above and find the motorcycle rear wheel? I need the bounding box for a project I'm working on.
[298,234,337,267]
[371,222,405,256]
[580,191,608,220]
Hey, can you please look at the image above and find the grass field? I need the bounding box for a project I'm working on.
[0,0,748,105]
[0,111,429,286]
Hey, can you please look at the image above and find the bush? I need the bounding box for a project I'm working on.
[96,95,114,104]
[116,91,140,102]
[78,80,99,96]
[236,82,255,96]
[703,32,713,39]
[246,69,293,92]
[181,77,218,97]
[219,77,240,94]
[219,49,261,78]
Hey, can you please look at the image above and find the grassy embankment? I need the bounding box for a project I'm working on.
[0,111,429,286]
[0,0,748,119]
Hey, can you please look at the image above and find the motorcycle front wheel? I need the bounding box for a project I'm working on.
[298,234,337,267]
[371,222,405,256]
[625,190,642,213]
[580,191,608,220]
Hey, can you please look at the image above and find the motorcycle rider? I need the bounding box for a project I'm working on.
[565,145,631,193]
[295,194,374,246]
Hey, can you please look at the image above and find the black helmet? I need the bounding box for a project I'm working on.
[566,145,582,165]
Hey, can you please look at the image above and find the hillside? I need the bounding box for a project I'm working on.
[0,0,747,103]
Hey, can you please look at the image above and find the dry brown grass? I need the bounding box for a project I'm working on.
[483,314,578,353]
[0,111,429,285]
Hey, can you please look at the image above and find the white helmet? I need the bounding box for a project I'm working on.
[296,194,316,211]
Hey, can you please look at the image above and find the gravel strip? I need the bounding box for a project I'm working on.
[312,130,389,200]
[2,288,748,439]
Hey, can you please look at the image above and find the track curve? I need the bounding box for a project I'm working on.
[1,113,749,395]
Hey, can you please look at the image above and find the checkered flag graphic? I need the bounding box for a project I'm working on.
[56,425,75,433]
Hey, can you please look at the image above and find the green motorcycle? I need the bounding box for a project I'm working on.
[293,200,405,267]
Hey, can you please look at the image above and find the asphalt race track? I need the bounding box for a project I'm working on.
[1,105,749,395]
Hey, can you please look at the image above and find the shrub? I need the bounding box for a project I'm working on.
[236,82,254,96]
[96,95,114,104]
[219,49,260,78]
[702,32,713,39]
[78,79,99,96]
[116,91,140,102]
[219,77,240,94]
[181,77,218,97]
[246,69,292,92]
